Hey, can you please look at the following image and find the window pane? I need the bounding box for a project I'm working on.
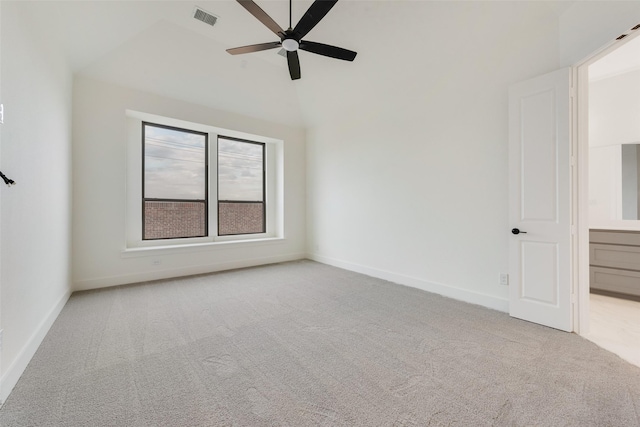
[218,138,263,201]
[218,137,265,236]
[143,123,207,240]
[144,125,206,200]
[144,200,206,239]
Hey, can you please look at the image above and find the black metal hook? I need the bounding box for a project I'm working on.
[0,171,16,186]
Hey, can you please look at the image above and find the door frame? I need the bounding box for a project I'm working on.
[573,25,640,335]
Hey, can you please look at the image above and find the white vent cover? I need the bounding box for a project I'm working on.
[193,7,218,27]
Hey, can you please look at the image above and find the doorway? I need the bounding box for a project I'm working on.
[576,23,640,367]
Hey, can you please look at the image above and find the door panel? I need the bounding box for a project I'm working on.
[509,68,572,332]
[521,242,558,305]
[521,90,558,221]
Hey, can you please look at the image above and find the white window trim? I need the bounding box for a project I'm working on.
[125,110,284,251]
[120,236,286,258]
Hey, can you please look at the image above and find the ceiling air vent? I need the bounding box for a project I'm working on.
[193,7,218,27]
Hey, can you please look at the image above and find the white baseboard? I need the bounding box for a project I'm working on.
[309,253,509,313]
[74,252,307,291]
[0,290,71,404]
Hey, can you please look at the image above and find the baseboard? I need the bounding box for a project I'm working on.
[309,253,509,313]
[74,252,307,291]
[0,290,71,404]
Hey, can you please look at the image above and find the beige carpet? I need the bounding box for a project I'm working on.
[1,260,639,426]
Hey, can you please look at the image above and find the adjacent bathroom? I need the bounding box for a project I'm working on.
[586,34,640,367]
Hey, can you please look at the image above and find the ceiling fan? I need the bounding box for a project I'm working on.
[227,0,357,80]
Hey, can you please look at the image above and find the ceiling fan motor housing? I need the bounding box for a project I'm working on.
[282,38,299,52]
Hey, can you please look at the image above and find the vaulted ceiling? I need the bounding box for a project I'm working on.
[13,1,579,128]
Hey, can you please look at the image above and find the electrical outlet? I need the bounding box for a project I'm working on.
[500,273,509,286]
[0,104,4,124]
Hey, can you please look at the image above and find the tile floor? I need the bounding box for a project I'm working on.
[583,293,640,368]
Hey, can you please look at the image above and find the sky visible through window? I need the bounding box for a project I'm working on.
[218,138,263,202]
[144,125,263,201]
[144,125,206,200]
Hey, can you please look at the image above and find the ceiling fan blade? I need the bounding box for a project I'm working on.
[237,0,285,37]
[293,0,338,39]
[299,40,357,61]
[287,51,301,80]
[226,41,281,55]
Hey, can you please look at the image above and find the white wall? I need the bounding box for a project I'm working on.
[590,70,640,148]
[305,1,640,311]
[72,76,306,290]
[589,70,640,229]
[0,0,3,394]
[305,2,562,311]
[0,2,73,402]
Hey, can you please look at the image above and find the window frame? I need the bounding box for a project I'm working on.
[124,110,283,251]
[142,122,209,241]
[217,135,266,237]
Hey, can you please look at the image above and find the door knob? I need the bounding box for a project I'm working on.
[511,228,527,235]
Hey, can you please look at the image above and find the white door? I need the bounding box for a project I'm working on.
[508,68,573,332]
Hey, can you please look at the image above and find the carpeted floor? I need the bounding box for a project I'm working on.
[1,260,639,426]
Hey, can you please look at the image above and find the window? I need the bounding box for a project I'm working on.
[126,111,282,250]
[218,137,265,236]
[135,117,277,246]
[142,123,208,240]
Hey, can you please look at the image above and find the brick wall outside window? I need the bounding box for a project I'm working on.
[144,201,264,239]
[144,201,206,239]
[218,202,264,235]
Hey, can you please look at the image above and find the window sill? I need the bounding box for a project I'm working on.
[121,237,286,258]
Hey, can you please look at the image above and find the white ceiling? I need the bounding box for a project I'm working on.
[11,1,578,128]
[19,0,324,126]
[23,1,314,71]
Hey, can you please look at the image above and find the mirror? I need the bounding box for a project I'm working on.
[588,142,640,228]
[621,144,640,220]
